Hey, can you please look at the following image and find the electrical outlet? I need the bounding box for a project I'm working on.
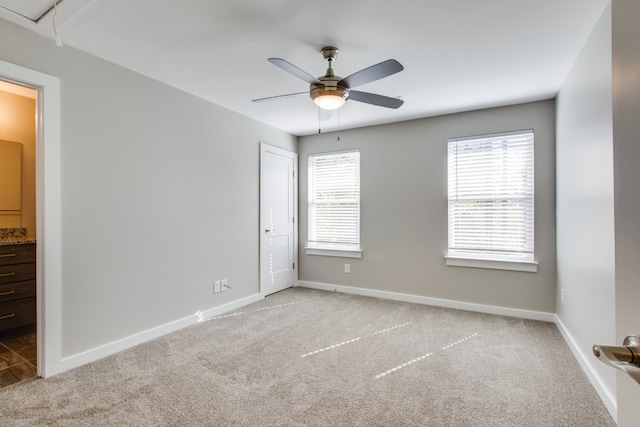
[561,289,565,304]
[214,280,221,293]
[221,279,228,291]
[344,264,350,274]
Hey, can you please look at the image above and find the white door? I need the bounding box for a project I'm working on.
[613,1,640,423]
[260,144,297,295]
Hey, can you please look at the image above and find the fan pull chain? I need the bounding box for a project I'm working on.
[318,107,322,134]
[337,108,341,141]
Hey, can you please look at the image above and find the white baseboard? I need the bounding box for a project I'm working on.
[297,281,555,322]
[554,315,617,422]
[60,293,264,373]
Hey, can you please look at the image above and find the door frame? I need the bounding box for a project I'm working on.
[259,143,298,296]
[0,60,62,377]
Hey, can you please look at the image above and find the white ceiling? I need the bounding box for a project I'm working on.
[0,0,610,136]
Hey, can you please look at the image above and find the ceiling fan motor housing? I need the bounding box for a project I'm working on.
[310,76,349,108]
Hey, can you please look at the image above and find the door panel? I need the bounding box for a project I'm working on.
[613,0,640,424]
[260,144,297,295]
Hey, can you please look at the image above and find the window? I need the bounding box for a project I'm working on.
[307,150,361,258]
[447,130,536,271]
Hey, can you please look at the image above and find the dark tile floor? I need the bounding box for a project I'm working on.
[0,333,37,390]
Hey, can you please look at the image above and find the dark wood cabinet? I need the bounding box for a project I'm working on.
[0,243,36,338]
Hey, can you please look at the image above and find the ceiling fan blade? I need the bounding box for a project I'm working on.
[252,92,308,103]
[349,91,404,109]
[339,59,404,89]
[268,58,323,85]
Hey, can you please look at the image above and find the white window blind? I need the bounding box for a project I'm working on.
[448,130,534,262]
[308,150,360,250]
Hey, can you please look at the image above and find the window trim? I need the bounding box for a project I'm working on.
[305,246,363,258]
[445,255,538,272]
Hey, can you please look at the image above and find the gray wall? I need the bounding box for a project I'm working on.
[298,101,557,313]
[555,2,616,410]
[0,19,296,357]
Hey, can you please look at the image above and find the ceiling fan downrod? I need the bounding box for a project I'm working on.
[321,46,339,75]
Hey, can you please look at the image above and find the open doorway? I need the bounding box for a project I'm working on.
[0,59,62,378]
[0,80,38,388]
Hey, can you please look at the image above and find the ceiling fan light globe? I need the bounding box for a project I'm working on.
[314,94,346,110]
[311,86,349,110]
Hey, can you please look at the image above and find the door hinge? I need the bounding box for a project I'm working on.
[292,171,295,178]
[292,216,295,224]
[293,262,295,270]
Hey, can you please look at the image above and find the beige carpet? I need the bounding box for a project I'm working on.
[0,287,614,426]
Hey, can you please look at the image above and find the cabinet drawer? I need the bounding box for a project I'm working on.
[0,297,36,331]
[0,280,35,303]
[0,244,36,266]
[0,263,35,284]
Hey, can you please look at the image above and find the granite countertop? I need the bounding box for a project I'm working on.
[0,228,36,246]
[0,238,36,246]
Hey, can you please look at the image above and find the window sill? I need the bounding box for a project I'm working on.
[305,247,362,259]
[445,255,538,272]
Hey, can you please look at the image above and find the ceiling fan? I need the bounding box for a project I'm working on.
[252,46,404,111]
